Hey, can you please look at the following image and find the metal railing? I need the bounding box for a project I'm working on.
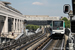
[0,31,43,49]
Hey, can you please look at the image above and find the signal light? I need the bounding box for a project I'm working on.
[65,6,68,12]
[63,4,70,14]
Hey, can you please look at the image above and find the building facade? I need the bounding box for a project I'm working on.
[0,1,25,36]
[24,15,59,21]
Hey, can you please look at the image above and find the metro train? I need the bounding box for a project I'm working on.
[50,20,65,35]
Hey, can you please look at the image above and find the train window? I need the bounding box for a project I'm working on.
[53,21,63,27]
[53,21,63,30]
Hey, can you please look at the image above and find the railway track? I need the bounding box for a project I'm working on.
[16,33,47,50]
[53,39,64,50]
[16,28,50,50]
[32,34,65,50]
[33,37,51,50]
[17,28,65,50]
[42,39,64,50]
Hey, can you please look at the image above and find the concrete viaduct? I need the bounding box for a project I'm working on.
[24,15,59,25]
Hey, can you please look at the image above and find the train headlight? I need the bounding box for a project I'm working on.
[61,31,64,34]
[53,31,55,34]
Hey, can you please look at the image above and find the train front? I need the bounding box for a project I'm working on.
[52,21,65,35]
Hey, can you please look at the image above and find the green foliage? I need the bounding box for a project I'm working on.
[26,24,39,30]
[62,17,68,21]
[62,17,70,28]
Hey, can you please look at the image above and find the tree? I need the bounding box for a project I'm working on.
[62,17,70,28]
[26,24,39,31]
[62,17,68,21]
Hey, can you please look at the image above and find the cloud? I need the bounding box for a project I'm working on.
[32,2,43,5]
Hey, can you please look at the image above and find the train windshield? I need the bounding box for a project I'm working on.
[53,21,63,30]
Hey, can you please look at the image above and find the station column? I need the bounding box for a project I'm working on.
[16,19,18,32]
[5,16,8,33]
[19,20,20,32]
[15,19,18,32]
[13,18,15,32]
[21,20,23,32]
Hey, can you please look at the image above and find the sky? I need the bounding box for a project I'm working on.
[2,0,72,17]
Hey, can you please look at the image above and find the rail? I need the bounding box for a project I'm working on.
[42,39,53,50]
[16,28,50,50]
[16,28,46,50]
[16,33,46,50]
[61,39,65,50]
[32,37,50,50]
[53,39,65,50]
[41,36,65,50]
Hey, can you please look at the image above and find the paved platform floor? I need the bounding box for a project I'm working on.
[1,33,20,39]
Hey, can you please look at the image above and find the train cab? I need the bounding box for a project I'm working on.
[52,20,65,35]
